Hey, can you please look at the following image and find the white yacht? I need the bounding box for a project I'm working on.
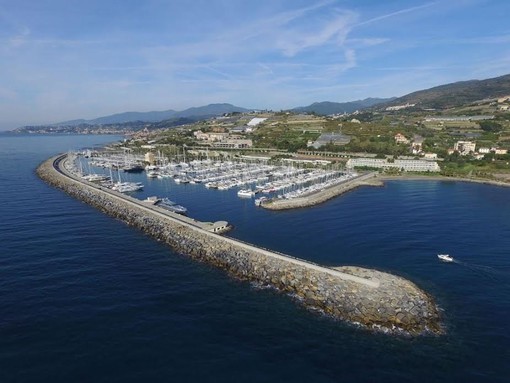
[112,182,144,193]
[237,189,254,198]
[82,173,110,182]
[156,198,187,215]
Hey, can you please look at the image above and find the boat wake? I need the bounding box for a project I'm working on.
[451,259,507,281]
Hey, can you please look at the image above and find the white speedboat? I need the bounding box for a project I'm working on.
[438,254,454,262]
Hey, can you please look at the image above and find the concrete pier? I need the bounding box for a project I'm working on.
[37,154,442,335]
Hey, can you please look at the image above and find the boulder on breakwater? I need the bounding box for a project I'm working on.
[37,155,443,335]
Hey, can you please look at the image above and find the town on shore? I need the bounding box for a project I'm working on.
[58,90,510,211]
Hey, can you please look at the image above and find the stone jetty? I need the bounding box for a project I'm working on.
[37,154,442,335]
[262,172,382,210]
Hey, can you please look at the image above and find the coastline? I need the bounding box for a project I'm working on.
[262,172,510,211]
[377,173,510,188]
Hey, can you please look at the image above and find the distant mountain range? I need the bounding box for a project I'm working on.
[12,72,510,133]
[382,73,510,109]
[57,103,250,126]
[56,99,393,126]
[291,98,394,115]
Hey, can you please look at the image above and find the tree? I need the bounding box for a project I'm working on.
[479,120,503,133]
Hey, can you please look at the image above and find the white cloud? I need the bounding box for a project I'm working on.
[277,10,358,56]
[355,2,438,28]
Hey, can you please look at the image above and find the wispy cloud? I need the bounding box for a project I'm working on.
[137,2,362,88]
[447,35,510,45]
[7,26,30,48]
[355,2,438,28]
[374,64,462,71]
[277,10,358,56]
[347,38,389,46]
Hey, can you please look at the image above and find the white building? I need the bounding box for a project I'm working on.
[454,141,476,155]
[247,117,267,127]
[493,148,508,155]
[212,138,253,149]
[423,153,438,160]
[346,158,440,172]
[145,152,155,165]
[194,131,229,142]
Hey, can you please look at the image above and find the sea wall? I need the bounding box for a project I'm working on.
[37,155,442,335]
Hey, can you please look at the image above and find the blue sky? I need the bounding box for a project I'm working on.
[1,0,510,129]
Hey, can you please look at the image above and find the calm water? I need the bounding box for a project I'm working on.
[0,134,509,382]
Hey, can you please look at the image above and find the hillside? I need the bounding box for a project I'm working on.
[292,98,393,115]
[384,73,510,109]
[57,103,249,126]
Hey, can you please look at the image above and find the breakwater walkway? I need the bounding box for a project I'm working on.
[37,154,442,335]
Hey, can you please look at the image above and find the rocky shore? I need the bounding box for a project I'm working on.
[37,155,442,335]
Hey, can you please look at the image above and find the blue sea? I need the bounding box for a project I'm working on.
[0,133,509,382]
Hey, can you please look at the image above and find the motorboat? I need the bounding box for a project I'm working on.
[156,198,187,215]
[112,181,144,193]
[438,254,454,262]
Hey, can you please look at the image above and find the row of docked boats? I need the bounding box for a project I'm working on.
[77,153,357,205]
[84,153,356,200]
[77,166,144,194]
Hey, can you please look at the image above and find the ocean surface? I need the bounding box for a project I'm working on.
[0,133,509,382]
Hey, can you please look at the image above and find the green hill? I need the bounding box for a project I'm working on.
[384,73,510,109]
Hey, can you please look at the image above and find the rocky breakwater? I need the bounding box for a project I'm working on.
[37,155,442,335]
